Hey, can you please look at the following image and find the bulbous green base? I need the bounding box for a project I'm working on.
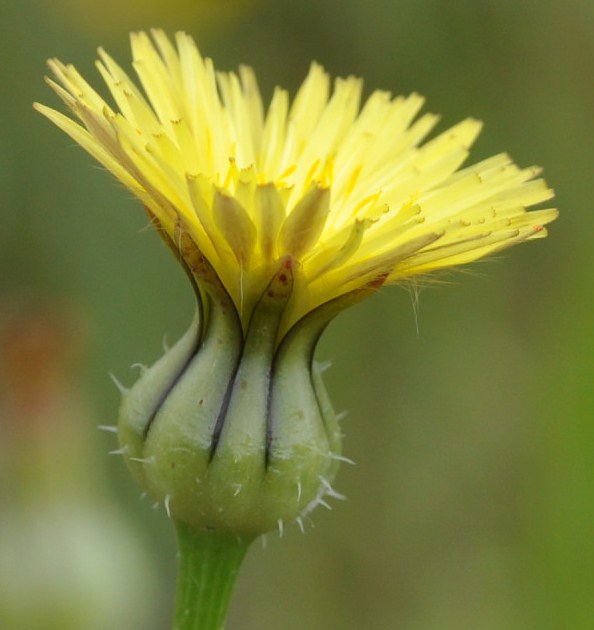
[117,260,343,537]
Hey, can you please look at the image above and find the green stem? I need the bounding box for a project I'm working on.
[173,521,254,630]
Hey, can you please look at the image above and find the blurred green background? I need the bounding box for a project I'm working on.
[0,0,590,628]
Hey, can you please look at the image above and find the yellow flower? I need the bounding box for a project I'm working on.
[35,32,559,538]
[35,30,557,340]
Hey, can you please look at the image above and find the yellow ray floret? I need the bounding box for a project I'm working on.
[35,29,558,331]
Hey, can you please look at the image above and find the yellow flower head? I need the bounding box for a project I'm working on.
[35,30,557,337]
[35,31,560,538]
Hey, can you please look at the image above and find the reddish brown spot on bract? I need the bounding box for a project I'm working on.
[368,272,389,290]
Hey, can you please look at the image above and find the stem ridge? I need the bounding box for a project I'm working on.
[173,521,253,630]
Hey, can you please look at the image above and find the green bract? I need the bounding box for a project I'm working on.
[118,253,342,536]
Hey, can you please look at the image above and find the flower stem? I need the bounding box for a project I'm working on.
[173,521,253,630]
